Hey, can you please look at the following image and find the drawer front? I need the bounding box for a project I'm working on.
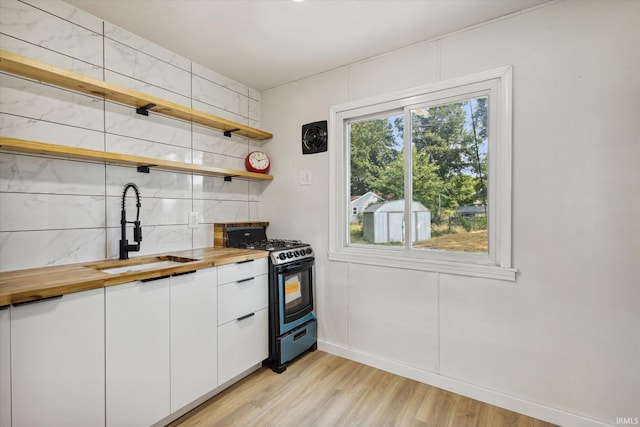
[218,308,268,385]
[218,274,268,325]
[217,257,268,285]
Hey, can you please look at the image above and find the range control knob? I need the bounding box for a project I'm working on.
[306,248,313,255]
[286,252,293,258]
[278,253,286,260]
[294,250,300,257]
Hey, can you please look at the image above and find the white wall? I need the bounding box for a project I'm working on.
[261,1,640,426]
[0,0,268,271]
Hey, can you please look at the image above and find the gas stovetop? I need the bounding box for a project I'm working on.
[225,226,313,265]
[235,239,304,251]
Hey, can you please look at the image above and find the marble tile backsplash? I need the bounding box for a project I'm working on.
[0,0,266,271]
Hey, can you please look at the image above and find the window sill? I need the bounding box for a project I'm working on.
[327,249,517,281]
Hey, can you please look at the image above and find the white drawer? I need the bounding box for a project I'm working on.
[217,257,268,285]
[218,308,268,385]
[217,274,268,325]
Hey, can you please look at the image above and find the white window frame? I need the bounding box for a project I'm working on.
[328,66,516,281]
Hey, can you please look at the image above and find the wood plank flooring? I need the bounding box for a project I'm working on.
[169,350,557,427]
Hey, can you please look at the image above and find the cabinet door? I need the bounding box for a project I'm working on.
[171,268,217,412]
[106,279,170,427]
[218,257,268,284]
[0,307,10,427]
[218,274,268,325]
[11,289,105,427]
[218,308,269,385]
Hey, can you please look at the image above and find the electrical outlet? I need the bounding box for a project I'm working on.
[300,170,312,186]
[188,211,199,229]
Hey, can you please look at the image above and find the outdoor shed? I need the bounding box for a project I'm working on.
[363,200,431,243]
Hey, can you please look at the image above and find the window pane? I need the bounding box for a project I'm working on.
[410,97,488,253]
[348,113,404,246]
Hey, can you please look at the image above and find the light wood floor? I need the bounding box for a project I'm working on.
[169,350,557,427]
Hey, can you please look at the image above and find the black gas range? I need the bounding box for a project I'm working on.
[225,226,314,266]
[223,225,317,373]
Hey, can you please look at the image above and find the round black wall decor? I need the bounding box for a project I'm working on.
[302,120,328,154]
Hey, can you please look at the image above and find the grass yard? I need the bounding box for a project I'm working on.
[414,229,488,252]
[350,223,488,253]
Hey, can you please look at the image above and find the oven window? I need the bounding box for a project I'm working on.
[282,269,312,321]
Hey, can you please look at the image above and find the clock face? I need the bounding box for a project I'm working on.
[245,151,270,173]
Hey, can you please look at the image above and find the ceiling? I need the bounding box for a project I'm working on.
[66,0,549,91]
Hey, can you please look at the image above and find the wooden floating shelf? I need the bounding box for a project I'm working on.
[0,50,272,141]
[0,138,273,181]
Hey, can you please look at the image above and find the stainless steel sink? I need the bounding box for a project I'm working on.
[88,256,197,275]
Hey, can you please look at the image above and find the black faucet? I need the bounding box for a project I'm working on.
[119,183,142,260]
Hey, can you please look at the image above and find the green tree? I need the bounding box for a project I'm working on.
[349,118,398,197]
[412,147,444,213]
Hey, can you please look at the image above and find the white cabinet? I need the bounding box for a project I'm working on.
[217,259,269,385]
[218,308,269,384]
[0,307,11,427]
[170,268,218,412]
[106,278,170,427]
[10,289,105,427]
[218,274,268,325]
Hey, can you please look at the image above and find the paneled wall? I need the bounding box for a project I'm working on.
[260,1,640,426]
[0,0,267,271]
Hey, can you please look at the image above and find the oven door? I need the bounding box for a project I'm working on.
[275,258,315,335]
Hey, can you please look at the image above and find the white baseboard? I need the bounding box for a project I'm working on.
[318,340,613,427]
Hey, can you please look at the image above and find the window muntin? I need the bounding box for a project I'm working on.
[329,67,514,280]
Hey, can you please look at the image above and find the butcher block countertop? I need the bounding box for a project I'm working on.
[0,247,268,306]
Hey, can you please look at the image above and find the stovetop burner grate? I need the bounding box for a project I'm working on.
[236,239,304,251]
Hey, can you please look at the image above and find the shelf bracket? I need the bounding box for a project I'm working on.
[223,128,241,137]
[136,103,156,116]
[224,175,238,182]
[137,165,155,173]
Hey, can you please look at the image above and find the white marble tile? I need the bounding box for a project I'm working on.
[248,138,267,152]
[23,0,104,34]
[192,61,248,97]
[0,113,104,150]
[104,70,191,108]
[248,98,260,122]
[248,87,260,102]
[0,0,102,66]
[0,229,106,271]
[105,195,191,228]
[105,134,192,163]
[104,38,190,97]
[0,74,104,132]
[0,193,105,231]
[192,224,214,249]
[192,199,249,224]
[249,118,262,130]
[249,180,267,202]
[192,75,249,118]
[0,35,103,79]
[193,175,248,201]
[192,124,248,158]
[192,100,247,125]
[0,154,105,195]
[249,202,261,222]
[105,22,190,72]
[105,225,192,259]
[106,165,192,199]
[193,150,245,171]
[105,102,191,148]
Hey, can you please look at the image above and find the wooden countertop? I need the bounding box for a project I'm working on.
[0,247,268,306]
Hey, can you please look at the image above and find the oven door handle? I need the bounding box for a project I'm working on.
[277,258,314,274]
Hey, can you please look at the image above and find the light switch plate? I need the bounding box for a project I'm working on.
[188,211,199,229]
[300,170,312,186]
